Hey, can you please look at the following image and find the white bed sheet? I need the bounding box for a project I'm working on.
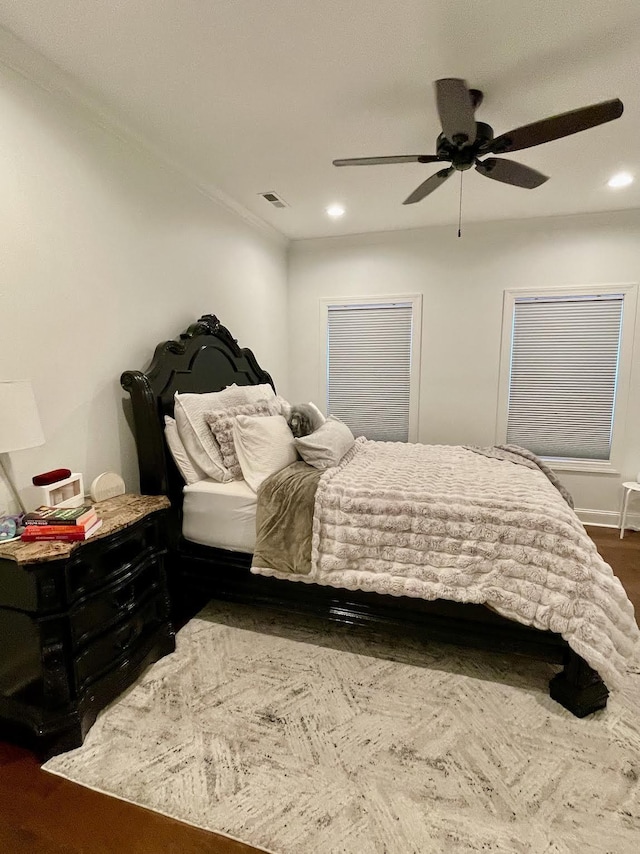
[182,478,256,552]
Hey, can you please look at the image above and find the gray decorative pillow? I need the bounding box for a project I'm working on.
[294,416,355,470]
[287,401,326,438]
[205,400,280,479]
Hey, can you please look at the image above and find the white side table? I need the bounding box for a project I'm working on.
[619,481,640,539]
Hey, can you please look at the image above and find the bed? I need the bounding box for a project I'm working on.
[121,313,638,717]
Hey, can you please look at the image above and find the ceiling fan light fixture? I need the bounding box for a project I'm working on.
[607,171,634,189]
[326,203,345,218]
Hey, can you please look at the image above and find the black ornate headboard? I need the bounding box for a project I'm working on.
[120,314,274,506]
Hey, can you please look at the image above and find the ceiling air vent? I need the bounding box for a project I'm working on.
[259,191,288,209]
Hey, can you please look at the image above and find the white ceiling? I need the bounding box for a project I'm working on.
[1,0,639,239]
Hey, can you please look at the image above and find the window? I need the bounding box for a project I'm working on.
[497,284,637,472]
[320,296,422,442]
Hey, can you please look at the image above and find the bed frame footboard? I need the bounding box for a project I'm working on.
[175,539,609,718]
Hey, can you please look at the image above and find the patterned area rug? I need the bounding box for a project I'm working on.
[44,602,640,854]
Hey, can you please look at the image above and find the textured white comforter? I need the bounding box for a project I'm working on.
[254,439,639,688]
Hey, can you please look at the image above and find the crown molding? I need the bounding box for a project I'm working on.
[0,25,287,246]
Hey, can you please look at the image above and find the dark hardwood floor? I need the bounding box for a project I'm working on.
[1,526,638,854]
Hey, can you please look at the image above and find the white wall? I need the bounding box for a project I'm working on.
[288,210,640,520]
[0,57,288,513]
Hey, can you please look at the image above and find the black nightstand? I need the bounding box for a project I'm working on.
[0,494,175,758]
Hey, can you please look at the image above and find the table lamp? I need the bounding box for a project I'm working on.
[0,380,45,514]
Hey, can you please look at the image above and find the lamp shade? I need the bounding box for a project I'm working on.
[0,380,45,452]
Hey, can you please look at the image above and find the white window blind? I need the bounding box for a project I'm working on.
[507,294,624,460]
[327,302,413,442]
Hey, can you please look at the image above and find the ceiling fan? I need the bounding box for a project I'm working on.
[333,79,624,205]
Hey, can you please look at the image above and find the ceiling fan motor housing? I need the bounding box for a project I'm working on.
[436,121,494,170]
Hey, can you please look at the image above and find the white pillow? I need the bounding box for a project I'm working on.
[164,416,207,485]
[209,383,277,409]
[205,400,280,480]
[294,416,355,470]
[173,384,276,481]
[233,414,298,493]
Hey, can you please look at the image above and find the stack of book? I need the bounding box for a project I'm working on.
[21,505,102,542]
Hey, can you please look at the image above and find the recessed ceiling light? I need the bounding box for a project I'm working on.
[607,172,634,189]
[326,204,345,218]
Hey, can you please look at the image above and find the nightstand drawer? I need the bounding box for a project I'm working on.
[69,554,165,648]
[74,593,169,693]
[66,517,161,602]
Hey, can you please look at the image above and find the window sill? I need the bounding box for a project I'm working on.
[543,458,620,475]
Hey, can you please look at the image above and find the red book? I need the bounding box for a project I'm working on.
[22,521,98,536]
[21,519,103,542]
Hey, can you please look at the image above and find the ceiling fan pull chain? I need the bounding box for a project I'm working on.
[458,171,463,238]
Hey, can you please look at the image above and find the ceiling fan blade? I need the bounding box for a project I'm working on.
[333,155,441,166]
[485,98,623,154]
[435,78,477,146]
[475,158,549,189]
[403,167,455,205]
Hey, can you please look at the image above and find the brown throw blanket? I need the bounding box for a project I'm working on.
[253,461,322,577]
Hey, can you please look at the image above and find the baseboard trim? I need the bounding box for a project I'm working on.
[576,507,640,530]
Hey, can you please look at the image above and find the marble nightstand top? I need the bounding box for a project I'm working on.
[0,493,170,565]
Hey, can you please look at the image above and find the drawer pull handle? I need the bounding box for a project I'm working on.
[114,625,139,652]
[110,591,135,611]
